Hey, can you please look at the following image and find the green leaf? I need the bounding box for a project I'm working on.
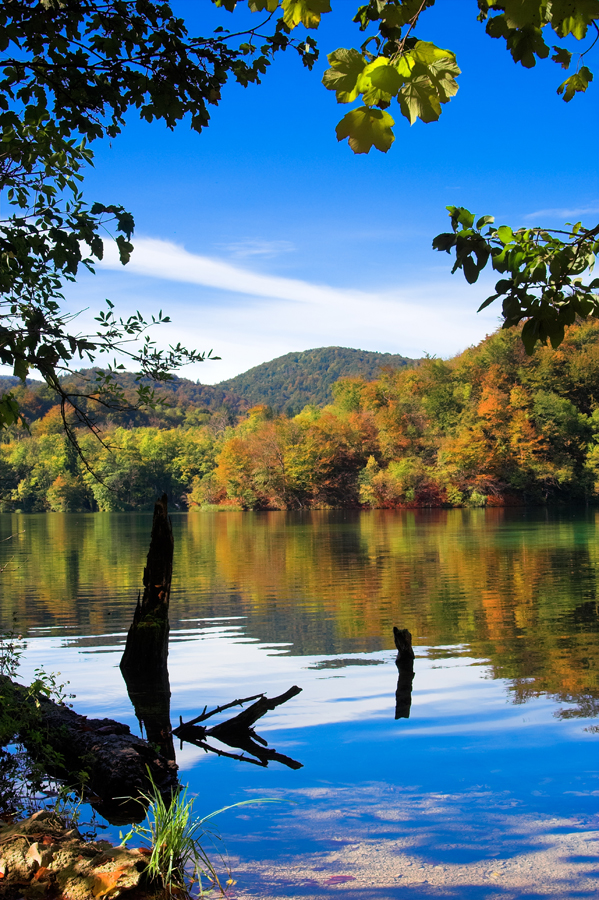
[398,76,442,124]
[557,66,593,101]
[463,256,480,284]
[411,41,457,66]
[451,207,475,228]
[432,232,456,253]
[478,293,499,311]
[497,225,514,244]
[248,0,280,11]
[551,45,572,68]
[0,394,22,428]
[352,4,372,31]
[509,25,550,67]
[13,356,29,381]
[549,322,565,349]
[368,61,406,96]
[499,0,548,30]
[322,48,366,103]
[550,0,599,39]
[281,0,331,29]
[358,57,406,105]
[351,0,433,31]
[487,13,550,67]
[423,55,460,103]
[476,215,495,229]
[521,318,540,355]
[115,235,133,265]
[410,42,460,104]
[335,106,395,154]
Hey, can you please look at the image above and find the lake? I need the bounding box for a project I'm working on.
[1,508,598,898]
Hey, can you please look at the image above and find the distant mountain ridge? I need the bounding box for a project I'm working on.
[217,346,416,413]
[0,346,417,421]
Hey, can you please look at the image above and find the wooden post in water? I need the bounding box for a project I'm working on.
[120,493,173,674]
[120,493,175,759]
[393,626,415,720]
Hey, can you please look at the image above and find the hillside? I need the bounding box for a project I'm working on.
[4,322,599,512]
[201,320,599,511]
[0,347,416,425]
[218,346,416,413]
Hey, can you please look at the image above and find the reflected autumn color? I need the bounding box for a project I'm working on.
[1,508,598,722]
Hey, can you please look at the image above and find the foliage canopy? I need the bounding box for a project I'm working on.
[0,0,318,439]
[5,321,599,513]
[1,0,598,446]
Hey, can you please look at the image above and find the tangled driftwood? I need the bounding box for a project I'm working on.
[173,686,303,769]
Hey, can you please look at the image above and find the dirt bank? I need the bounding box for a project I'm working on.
[0,811,155,899]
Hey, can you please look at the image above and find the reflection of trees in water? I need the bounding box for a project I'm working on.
[555,694,599,719]
[120,500,304,776]
[2,508,599,720]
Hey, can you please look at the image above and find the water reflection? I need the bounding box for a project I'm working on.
[122,665,175,761]
[1,508,598,722]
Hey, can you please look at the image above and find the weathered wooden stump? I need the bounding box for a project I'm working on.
[393,626,415,719]
[120,494,173,676]
[120,494,175,760]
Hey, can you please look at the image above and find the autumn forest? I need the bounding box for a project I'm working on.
[2,321,599,513]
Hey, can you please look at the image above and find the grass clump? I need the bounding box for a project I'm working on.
[121,780,259,897]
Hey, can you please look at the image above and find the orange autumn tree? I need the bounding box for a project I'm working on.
[204,321,599,511]
[4,321,599,512]
[205,403,377,509]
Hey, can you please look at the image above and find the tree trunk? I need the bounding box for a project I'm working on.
[393,627,415,719]
[0,675,177,825]
[120,494,173,675]
[120,494,175,759]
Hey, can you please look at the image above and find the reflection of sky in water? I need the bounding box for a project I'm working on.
[15,619,599,866]
[3,509,599,894]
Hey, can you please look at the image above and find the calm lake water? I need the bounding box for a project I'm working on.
[1,508,598,897]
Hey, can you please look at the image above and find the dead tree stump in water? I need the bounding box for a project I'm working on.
[393,626,415,720]
[120,494,173,676]
[120,494,175,759]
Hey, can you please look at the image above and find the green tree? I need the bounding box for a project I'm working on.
[2,0,598,452]
[317,0,599,353]
[0,0,321,437]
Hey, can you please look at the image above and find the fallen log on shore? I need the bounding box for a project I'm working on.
[0,675,178,824]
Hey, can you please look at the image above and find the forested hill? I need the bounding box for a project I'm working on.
[218,347,416,413]
[5,321,599,513]
[0,347,416,426]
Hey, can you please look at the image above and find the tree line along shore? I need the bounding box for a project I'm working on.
[2,321,599,513]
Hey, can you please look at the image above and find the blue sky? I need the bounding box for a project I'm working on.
[64,0,599,383]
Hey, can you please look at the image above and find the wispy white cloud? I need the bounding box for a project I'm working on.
[523,206,599,222]
[101,235,372,305]
[215,238,295,259]
[96,236,500,382]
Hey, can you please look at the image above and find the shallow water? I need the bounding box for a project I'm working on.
[1,508,598,897]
